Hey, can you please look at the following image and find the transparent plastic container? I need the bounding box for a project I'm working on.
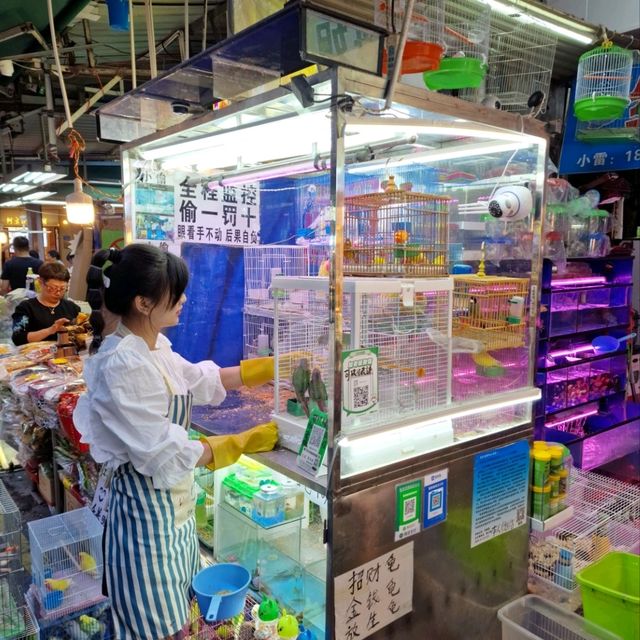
[252,483,285,527]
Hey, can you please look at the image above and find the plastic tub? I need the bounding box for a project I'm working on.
[498,595,622,640]
[576,552,640,640]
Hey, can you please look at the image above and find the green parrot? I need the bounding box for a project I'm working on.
[291,358,311,416]
[309,368,328,413]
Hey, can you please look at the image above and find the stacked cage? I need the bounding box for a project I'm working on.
[344,186,450,277]
[27,507,105,622]
[529,469,640,601]
[243,246,309,360]
[0,480,39,640]
[272,276,453,451]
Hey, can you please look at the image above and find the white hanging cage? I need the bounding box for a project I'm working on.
[375,0,446,74]
[574,42,634,122]
[423,0,492,91]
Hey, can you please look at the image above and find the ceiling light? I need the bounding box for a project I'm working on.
[0,200,22,208]
[21,191,56,201]
[0,165,67,194]
[66,178,95,225]
[0,231,7,244]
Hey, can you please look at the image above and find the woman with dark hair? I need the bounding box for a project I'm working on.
[11,262,80,345]
[74,244,278,640]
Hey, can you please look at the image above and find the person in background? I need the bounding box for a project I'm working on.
[29,250,41,260]
[74,244,278,639]
[0,236,43,294]
[66,252,74,276]
[11,262,80,345]
[46,249,64,264]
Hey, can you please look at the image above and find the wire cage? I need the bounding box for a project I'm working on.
[27,507,104,620]
[423,0,492,91]
[452,275,529,351]
[574,44,634,122]
[344,184,450,277]
[0,481,22,577]
[243,313,275,360]
[0,576,39,640]
[375,0,446,74]
[481,21,558,114]
[272,276,453,450]
[186,592,259,640]
[194,466,215,549]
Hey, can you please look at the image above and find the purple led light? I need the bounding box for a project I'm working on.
[545,408,598,429]
[548,344,593,358]
[550,276,607,288]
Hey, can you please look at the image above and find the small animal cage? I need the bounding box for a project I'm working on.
[272,276,453,451]
[423,0,491,91]
[27,507,104,620]
[0,576,39,640]
[484,21,558,114]
[452,275,529,351]
[344,183,449,277]
[574,43,634,122]
[375,0,445,74]
[0,481,21,577]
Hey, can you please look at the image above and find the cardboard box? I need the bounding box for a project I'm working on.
[38,466,54,506]
[63,486,86,512]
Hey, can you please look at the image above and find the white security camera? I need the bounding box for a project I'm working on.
[488,186,533,221]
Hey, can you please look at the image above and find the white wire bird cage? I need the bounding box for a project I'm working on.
[375,0,446,74]
[574,43,635,122]
[423,0,492,91]
[27,508,105,620]
[0,481,22,577]
[271,276,453,452]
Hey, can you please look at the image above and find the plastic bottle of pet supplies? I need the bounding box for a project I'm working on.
[532,450,551,488]
[507,295,525,324]
[281,479,304,520]
[252,482,285,527]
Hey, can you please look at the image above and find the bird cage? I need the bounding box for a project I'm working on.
[30,596,114,640]
[344,180,450,277]
[0,576,39,640]
[481,21,557,114]
[194,466,215,549]
[375,0,445,74]
[271,276,453,451]
[0,480,22,577]
[27,507,104,620]
[423,0,491,91]
[452,275,530,351]
[574,43,634,122]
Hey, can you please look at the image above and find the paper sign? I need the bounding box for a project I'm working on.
[470,440,529,548]
[334,542,413,640]
[394,480,422,542]
[342,347,378,415]
[423,468,448,530]
[296,408,328,475]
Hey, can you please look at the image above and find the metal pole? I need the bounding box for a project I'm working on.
[0,130,7,176]
[144,0,158,78]
[43,64,58,160]
[383,0,415,110]
[82,19,96,67]
[202,0,208,51]
[129,0,137,88]
[184,0,189,59]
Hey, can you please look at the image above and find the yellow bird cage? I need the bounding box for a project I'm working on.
[452,275,529,351]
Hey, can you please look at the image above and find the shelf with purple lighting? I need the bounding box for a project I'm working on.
[549,276,607,288]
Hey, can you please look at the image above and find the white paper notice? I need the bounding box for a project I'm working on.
[334,542,413,640]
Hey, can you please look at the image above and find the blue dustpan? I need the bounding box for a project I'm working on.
[592,333,636,355]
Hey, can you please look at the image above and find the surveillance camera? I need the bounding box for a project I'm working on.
[488,186,532,221]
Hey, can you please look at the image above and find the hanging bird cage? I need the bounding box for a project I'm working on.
[574,41,634,122]
[423,0,491,91]
[376,0,445,74]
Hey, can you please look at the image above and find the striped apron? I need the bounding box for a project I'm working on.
[106,390,200,639]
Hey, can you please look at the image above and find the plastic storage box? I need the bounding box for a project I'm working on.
[498,594,622,639]
[576,552,640,640]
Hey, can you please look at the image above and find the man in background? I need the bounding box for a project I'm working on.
[0,236,43,293]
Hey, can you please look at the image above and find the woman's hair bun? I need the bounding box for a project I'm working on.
[108,247,122,264]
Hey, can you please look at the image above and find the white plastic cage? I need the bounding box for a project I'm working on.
[27,507,104,619]
[272,276,453,452]
[0,480,21,577]
[0,576,39,640]
[243,313,276,359]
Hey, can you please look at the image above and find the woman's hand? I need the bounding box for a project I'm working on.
[50,317,70,335]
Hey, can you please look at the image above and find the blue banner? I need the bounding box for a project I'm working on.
[559,63,640,175]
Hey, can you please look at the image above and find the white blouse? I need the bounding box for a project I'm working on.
[74,328,226,489]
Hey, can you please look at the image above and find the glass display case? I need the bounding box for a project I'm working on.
[120,65,548,639]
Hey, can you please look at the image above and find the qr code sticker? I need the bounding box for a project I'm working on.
[404,497,416,521]
[307,424,325,454]
[353,385,369,409]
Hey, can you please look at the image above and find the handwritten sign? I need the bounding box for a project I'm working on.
[174,175,261,246]
[334,542,413,640]
[470,440,529,548]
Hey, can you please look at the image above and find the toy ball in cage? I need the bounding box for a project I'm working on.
[376,0,445,74]
[574,42,634,121]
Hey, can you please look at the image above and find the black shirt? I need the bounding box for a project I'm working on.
[12,297,81,346]
[1,256,44,290]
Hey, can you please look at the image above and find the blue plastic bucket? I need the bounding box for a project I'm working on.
[106,0,130,31]
[192,564,251,622]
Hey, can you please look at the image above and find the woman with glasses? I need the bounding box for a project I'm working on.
[11,262,81,345]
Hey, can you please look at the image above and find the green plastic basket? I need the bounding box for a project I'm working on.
[576,552,640,640]
[574,96,629,122]
[423,57,486,90]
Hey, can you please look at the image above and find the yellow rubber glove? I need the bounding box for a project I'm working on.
[200,422,278,470]
[239,357,274,387]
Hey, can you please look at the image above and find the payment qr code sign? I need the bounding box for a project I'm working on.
[395,479,422,542]
[342,347,378,415]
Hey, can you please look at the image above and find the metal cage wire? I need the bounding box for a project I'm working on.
[575,46,634,103]
[0,480,22,578]
[442,0,491,62]
[0,576,39,640]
